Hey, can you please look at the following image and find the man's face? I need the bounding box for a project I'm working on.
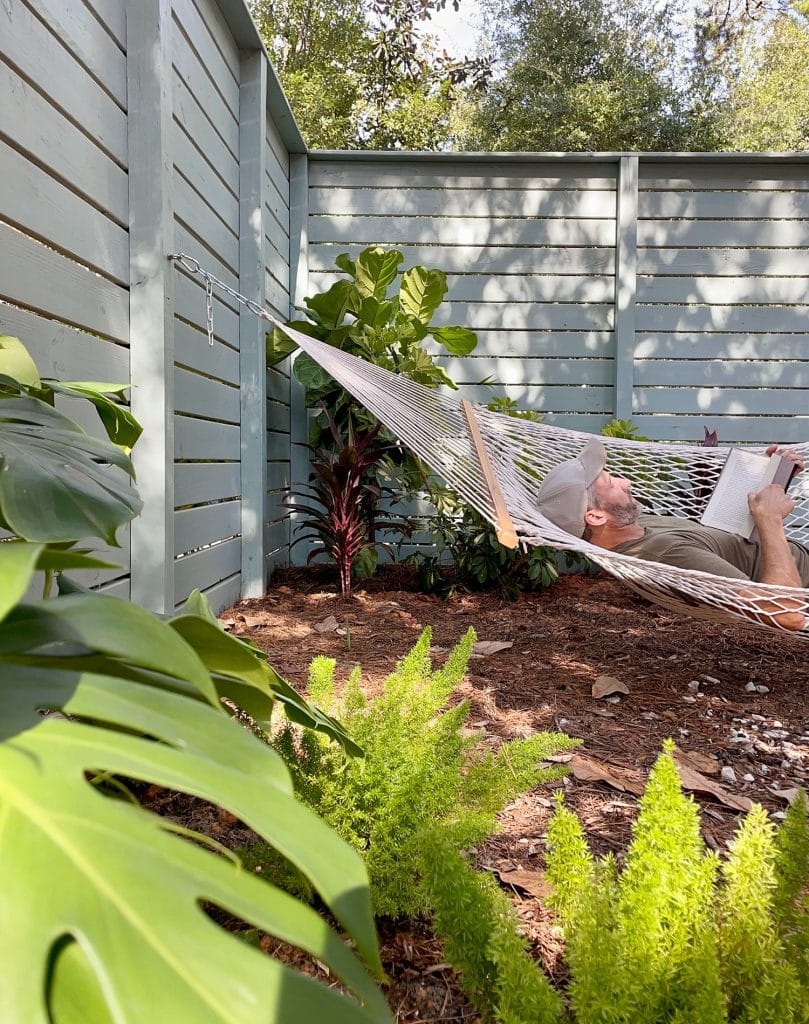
[590,471,641,527]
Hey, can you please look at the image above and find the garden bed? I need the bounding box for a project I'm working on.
[222,565,809,1022]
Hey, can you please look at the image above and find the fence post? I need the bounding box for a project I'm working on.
[288,152,310,565]
[127,0,175,613]
[613,155,639,423]
[239,51,268,597]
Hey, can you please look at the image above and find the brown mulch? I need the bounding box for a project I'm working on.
[218,563,809,1022]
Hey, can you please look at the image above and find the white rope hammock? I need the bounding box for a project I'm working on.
[165,254,809,639]
[276,322,809,639]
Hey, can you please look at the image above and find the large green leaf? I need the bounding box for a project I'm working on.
[0,541,43,621]
[353,247,404,300]
[0,397,141,544]
[304,280,361,329]
[0,335,40,388]
[0,660,391,1023]
[46,381,142,452]
[399,266,448,325]
[430,325,478,357]
[293,352,334,393]
[169,611,362,755]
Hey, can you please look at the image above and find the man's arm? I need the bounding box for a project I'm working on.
[746,485,805,631]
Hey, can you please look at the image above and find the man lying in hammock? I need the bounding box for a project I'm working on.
[536,438,809,631]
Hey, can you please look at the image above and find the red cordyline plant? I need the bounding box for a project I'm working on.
[286,410,413,596]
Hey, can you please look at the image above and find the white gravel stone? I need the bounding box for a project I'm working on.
[721,766,737,784]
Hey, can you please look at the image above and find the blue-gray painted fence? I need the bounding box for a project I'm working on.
[1,0,807,609]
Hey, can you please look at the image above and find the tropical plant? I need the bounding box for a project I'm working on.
[286,411,413,595]
[546,741,809,1023]
[0,337,392,1023]
[267,245,476,443]
[252,628,578,1019]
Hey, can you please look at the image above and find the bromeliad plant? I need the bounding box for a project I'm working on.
[286,411,413,596]
[0,337,392,1024]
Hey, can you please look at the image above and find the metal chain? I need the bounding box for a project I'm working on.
[167,252,277,346]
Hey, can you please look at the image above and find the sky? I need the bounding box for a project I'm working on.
[423,0,485,59]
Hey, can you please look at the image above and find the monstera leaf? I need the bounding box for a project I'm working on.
[0,395,141,544]
[0,584,390,1023]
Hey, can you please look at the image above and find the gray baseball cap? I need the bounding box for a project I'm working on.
[535,438,607,537]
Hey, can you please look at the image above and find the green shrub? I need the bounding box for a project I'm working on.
[546,741,809,1024]
[266,627,578,1020]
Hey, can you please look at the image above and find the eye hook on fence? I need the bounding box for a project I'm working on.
[167,251,283,345]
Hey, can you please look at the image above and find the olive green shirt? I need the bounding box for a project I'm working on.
[613,515,809,587]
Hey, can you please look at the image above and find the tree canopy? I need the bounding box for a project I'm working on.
[250,0,809,152]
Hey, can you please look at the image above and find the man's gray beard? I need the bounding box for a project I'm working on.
[603,496,641,527]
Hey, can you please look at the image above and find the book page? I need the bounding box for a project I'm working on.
[700,449,776,537]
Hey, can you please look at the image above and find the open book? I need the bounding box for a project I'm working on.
[699,448,798,540]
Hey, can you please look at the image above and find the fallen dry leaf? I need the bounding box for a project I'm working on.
[770,787,802,805]
[569,754,645,795]
[674,749,721,776]
[313,615,339,634]
[675,761,753,812]
[592,674,630,699]
[497,868,552,901]
[471,640,514,657]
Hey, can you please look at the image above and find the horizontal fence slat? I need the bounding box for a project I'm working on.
[630,415,809,444]
[638,190,809,219]
[174,366,241,421]
[174,270,239,348]
[638,220,809,248]
[638,164,809,189]
[637,276,809,305]
[175,416,241,460]
[266,398,291,434]
[311,270,615,304]
[172,0,239,86]
[172,70,239,193]
[173,169,239,275]
[173,222,239,294]
[308,186,616,219]
[0,140,129,284]
[441,356,613,386]
[308,243,616,276]
[175,462,241,507]
[308,160,618,190]
[464,329,614,357]
[636,304,809,332]
[174,320,240,382]
[634,333,809,359]
[2,61,128,224]
[176,572,241,613]
[1,0,128,164]
[173,121,239,229]
[633,387,809,415]
[638,248,809,277]
[26,0,127,106]
[436,302,613,331]
[635,360,809,387]
[88,0,127,48]
[174,536,240,605]
[265,519,290,559]
[454,382,614,415]
[310,216,617,247]
[175,499,241,554]
[171,16,238,159]
[0,302,129,379]
[0,224,129,342]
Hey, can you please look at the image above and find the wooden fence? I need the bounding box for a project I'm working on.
[1,0,808,611]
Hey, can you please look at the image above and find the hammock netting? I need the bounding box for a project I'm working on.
[276,321,809,639]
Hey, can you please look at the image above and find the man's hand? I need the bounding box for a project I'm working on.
[749,483,795,524]
[764,444,805,474]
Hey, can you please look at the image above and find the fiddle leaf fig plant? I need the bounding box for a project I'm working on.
[266,245,477,422]
[0,337,391,1023]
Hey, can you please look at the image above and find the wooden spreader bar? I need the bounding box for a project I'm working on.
[460,399,519,549]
